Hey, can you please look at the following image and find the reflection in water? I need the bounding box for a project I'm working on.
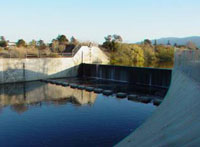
[0,81,156,147]
[0,82,97,114]
[131,61,174,69]
[11,104,28,114]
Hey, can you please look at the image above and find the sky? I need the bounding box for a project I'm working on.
[0,0,200,43]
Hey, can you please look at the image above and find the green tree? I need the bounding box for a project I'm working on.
[50,39,59,52]
[144,39,152,46]
[154,40,157,46]
[155,45,174,62]
[58,45,65,53]
[0,36,6,41]
[110,44,132,66]
[0,41,7,47]
[70,36,79,45]
[37,40,47,50]
[16,39,26,47]
[143,47,156,64]
[131,46,145,63]
[104,35,112,42]
[167,40,171,46]
[0,36,8,47]
[29,40,37,47]
[57,35,69,45]
[102,34,122,51]
[113,34,123,43]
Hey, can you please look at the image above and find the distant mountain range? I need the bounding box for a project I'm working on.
[150,36,200,47]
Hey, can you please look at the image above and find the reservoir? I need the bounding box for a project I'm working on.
[0,78,160,146]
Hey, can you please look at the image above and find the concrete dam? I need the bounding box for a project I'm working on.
[0,46,199,146]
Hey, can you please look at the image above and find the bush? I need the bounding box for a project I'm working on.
[0,41,8,47]
[108,43,174,67]
[48,53,61,58]
[16,39,26,47]
[155,45,174,62]
[143,46,156,64]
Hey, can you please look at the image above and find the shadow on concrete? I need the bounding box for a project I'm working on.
[0,65,80,84]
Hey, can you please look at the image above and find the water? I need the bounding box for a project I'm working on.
[0,80,156,147]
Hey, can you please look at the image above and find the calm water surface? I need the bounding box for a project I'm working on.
[0,81,156,147]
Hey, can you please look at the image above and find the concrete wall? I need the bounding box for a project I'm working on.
[0,46,109,84]
[79,64,172,88]
[116,50,200,146]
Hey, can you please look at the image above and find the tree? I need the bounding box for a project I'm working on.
[167,40,171,46]
[113,34,123,43]
[131,46,145,63]
[0,36,8,47]
[103,34,123,43]
[155,45,174,62]
[174,43,178,47]
[37,40,47,50]
[29,40,37,47]
[102,34,123,51]
[58,45,66,53]
[144,39,152,45]
[0,41,7,47]
[0,36,6,41]
[50,39,66,52]
[154,40,157,46]
[186,41,197,50]
[70,36,79,45]
[143,46,156,64]
[104,35,112,42]
[16,39,26,47]
[50,39,59,52]
[57,35,69,45]
[109,44,143,66]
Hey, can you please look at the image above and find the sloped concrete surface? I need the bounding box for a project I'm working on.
[116,50,200,146]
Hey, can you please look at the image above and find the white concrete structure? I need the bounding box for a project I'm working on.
[116,50,200,146]
[0,46,109,83]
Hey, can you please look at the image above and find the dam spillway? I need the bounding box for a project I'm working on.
[78,63,172,89]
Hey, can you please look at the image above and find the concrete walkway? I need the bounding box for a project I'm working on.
[116,50,200,146]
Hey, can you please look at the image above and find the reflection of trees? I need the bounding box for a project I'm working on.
[0,82,97,114]
[11,104,28,114]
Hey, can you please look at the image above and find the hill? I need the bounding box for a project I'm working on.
[152,36,200,47]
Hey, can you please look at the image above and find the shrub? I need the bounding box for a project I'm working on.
[0,41,8,47]
[155,45,174,62]
[48,53,60,58]
[16,39,26,47]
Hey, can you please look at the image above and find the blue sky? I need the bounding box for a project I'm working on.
[1,0,200,43]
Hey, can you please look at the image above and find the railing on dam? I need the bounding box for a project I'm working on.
[78,64,172,88]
